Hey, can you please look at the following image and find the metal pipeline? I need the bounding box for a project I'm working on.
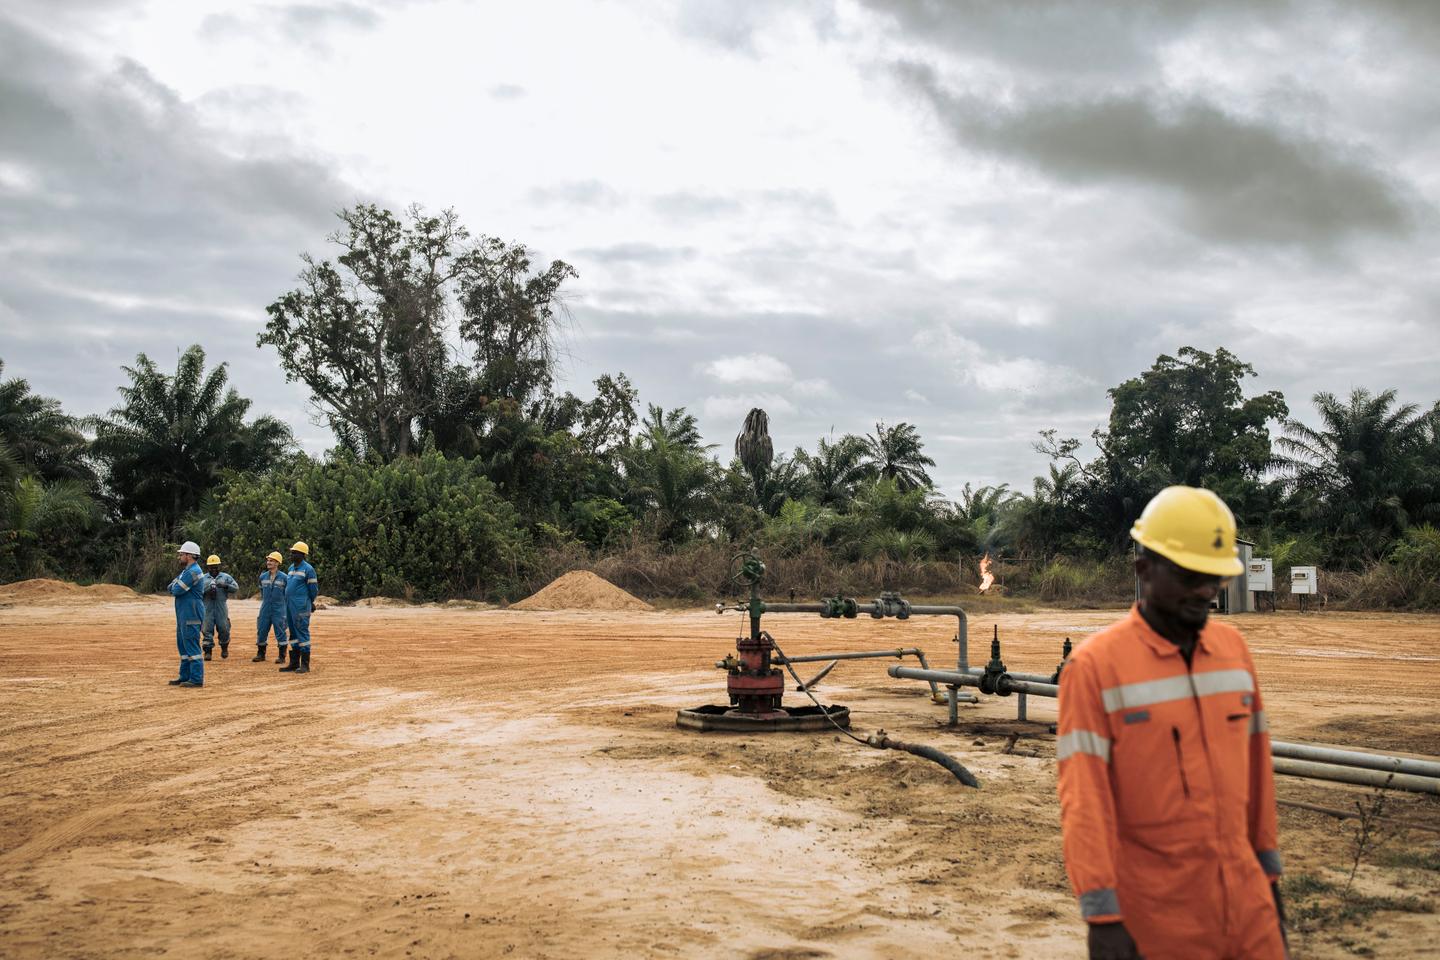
[1271,758,1440,796]
[774,647,942,699]
[757,602,970,672]
[888,664,1060,698]
[1270,741,1440,780]
[885,669,1440,795]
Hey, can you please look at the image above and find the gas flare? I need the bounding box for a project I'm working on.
[978,553,994,594]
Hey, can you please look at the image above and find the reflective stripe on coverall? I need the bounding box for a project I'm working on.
[1057,605,1284,960]
[257,569,288,649]
[168,562,206,684]
[201,572,238,651]
[285,560,318,652]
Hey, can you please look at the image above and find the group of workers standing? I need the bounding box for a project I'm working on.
[167,540,318,688]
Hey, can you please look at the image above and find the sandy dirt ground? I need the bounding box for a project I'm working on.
[1,597,1438,959]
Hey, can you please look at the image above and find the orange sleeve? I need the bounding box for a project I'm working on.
[1244,650,1282,881]
[1057,652,1123,924]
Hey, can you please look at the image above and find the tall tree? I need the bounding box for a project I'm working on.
[260,205,466,461]
[861,421,935,492]
[1102,347,1287,495]
[1276,388,1440,561]
[89,346,292,529]
[620,405,716,542]
[0,358,93,485]
[795,434,869,508]
[457,237,577,407]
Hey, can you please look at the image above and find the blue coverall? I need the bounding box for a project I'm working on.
[201,572,239,653]
[169,561,206,684]
[285,559,318,654]
[256,568,288,653]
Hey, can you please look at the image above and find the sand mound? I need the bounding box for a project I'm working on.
[353,596,409,608]
[510,570,652,612]
[0,578,143,604]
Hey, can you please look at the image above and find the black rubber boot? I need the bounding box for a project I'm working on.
[220,644,229,659]
[279,647,300,672]
[275,646,287,664]
[168,677,185,686]
[252,647,267,662]
[296,650,310,674]
[203,648,213,661]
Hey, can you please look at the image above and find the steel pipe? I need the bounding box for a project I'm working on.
[1271,758,1440,795]
[776,647,932,665]
[776,646,940,698]
[796,660,839,692]
[958,665,1056,685]
[1270,741,1440,780]
[760,602,970,672]
[888,665,1059,698]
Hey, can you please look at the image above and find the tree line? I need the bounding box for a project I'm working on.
[3,205,1438,605]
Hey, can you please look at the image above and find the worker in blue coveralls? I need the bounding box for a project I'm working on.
[168,541,207,688]
[201,554,239,661]
[254,551,288,663]
[279,540,317,675]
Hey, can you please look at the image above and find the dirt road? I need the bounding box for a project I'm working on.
[1,598,1437,958]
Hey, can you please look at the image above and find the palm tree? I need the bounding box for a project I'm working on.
[1276,388,1440,560]
[1,474,97,578]
[89,346,293,529]
[621,405,716,542]
[0,359,93,485]
[795,434,869,508]
[639,403,707,451]
[861,421,936,492]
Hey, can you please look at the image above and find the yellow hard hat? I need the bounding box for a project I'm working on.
[290,541,309,556]
[1131,486,1244,577]
[266,551,283,563]
[206,555,222,566]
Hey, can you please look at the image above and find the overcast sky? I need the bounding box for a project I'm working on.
[3,0,1438,494]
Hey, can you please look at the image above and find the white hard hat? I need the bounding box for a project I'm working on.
[178,541,202,556]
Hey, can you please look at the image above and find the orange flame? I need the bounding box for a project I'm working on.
[978,553,994,594]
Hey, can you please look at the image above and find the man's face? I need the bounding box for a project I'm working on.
[1137,551,1224,629]
[266,559,278,572]
[178,553,194,569]
[290,551,303,564]
[207,564,220,576]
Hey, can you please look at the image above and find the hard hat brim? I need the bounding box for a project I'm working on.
[1131,528,1244,577]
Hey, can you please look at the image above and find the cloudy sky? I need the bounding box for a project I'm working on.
[3,0,1438,494]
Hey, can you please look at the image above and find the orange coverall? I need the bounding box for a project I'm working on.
[1057,606,1285,959]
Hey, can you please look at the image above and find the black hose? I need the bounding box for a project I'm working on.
[880,739,982,789]
[767,633,982,789]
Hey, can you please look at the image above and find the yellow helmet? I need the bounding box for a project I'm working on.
[266,551,283,563]
[1131,486,1244,577]
[206,555,222,566]
[290,541,309,556]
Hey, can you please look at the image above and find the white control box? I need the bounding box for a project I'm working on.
[1290,565,1318,595]
[1247,558,1273,593]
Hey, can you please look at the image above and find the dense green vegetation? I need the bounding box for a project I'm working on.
[4,206,1439,607]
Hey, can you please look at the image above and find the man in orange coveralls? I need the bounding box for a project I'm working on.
[1057,486,1287,959]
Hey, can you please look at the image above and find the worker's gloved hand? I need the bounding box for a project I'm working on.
[1088,922,1141,960]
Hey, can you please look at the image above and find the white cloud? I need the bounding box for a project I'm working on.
[904,388,930,405]
[700,353,793,384]
[912,327,1094,397]
[702,393,797,420]
[792,377,836,397]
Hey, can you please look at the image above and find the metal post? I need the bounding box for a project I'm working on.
[948,686,958,726]
[1016,691,1028,722]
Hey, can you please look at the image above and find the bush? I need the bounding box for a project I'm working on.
[201,449,531,601]
[1030,557,1133,605]
[1328,525,1440,610]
